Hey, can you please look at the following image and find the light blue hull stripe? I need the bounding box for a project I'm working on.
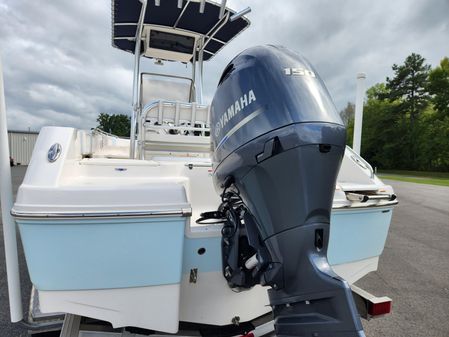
[18,207,393,291]
[18,217,185,291]
[327,207,393,265]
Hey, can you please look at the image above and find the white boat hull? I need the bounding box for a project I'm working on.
[18,205,393,331]
[13,127,396,333]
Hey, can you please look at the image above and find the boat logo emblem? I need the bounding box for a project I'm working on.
[47,143,62,163]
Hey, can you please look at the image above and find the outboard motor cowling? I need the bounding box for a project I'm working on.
[209,46,365,337]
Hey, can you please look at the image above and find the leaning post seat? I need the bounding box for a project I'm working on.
[139,100,211,156]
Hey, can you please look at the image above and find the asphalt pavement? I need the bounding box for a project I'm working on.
[359,179,449,337]
[1,166,448,336]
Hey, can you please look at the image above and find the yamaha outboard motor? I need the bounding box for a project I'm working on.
[208,46,364,337]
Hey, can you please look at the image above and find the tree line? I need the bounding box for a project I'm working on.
[343,54,449,171]
[96,113,131,137]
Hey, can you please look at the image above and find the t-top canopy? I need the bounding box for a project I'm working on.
[112,0,250,62]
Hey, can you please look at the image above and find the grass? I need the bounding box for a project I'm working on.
[378,170,449,187]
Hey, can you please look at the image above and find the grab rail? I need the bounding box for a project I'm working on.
[141,100,210,127]
[138,99,210,159]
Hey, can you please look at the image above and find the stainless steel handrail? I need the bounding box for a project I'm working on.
[130,0,148,159]
[11,208,192,219]
[142,103,210,132]
[346,192,396,203]
[138,99,210,159]
[143,125,210,132]
[142,99,210,116]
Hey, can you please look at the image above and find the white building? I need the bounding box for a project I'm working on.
[8,130,39,165]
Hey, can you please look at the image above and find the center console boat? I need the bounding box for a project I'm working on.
[6,1,397,335]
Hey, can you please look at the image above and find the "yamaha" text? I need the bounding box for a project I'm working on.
[215,90,257,137]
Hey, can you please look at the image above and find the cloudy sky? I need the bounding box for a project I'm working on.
[0,0,448,131]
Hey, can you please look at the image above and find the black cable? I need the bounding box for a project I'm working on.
[196,180,245,229]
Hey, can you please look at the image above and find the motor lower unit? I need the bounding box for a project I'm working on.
[209,45,365,337]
